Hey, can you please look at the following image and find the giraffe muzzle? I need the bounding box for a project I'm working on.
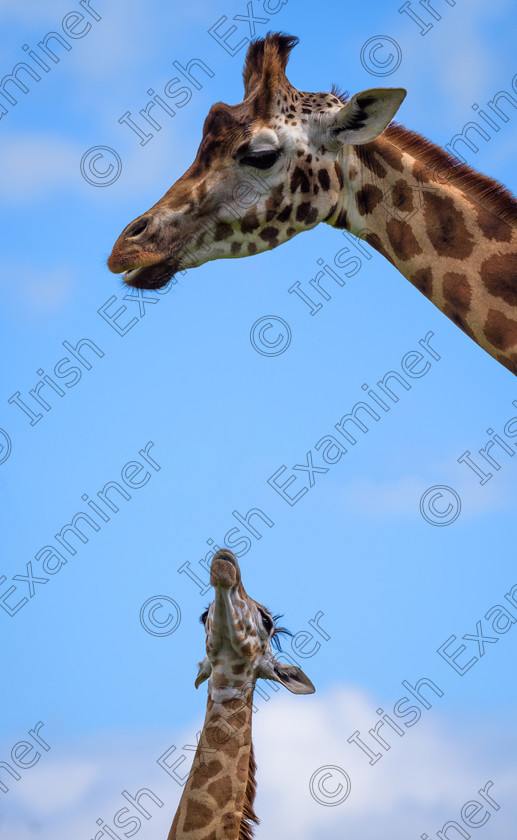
[210,550,241,588]
[107,213,181,289]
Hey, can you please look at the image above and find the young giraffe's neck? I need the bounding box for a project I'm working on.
[328,129,517,374]
[167,687,258,840]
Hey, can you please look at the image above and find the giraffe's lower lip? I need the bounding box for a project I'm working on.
[123,258,180,290]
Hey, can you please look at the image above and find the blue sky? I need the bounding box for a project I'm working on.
[1,0,517,838]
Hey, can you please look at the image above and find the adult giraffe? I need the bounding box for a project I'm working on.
[166,548,314,839]
[108,33,517,374]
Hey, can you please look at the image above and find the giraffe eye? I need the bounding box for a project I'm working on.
[240,149,281,169]
[259,610,273,634]
[200,609,209,625]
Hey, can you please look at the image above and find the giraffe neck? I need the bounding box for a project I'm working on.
[167,685,258,840]
[329,132,517,375]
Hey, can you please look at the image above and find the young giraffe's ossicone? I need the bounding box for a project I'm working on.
[108,33,517,374]
[166,548,314,840]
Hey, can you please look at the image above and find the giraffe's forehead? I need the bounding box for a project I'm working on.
[195,88,344,169]
[194,102,252,171]
[201,102,251,141]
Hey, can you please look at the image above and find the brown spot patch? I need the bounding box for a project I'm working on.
[247,242,257,254]
[423,193,475,258]
[206,775,233,808]
[214,222,233,241]
[412,159,435,183]
[260,226,279,247]
[375,140,405,172]
[317,169,331,191]
[365,232,394,264]
[296,201,318,224]
[231,241,242,255]
[442,272,472,316]
[391,179,414,214]
[182,798,213,832]
[205,721,239,754]
[232,662,247,674]
[277,203,292,222]
[188,759,214,790]
[241,211,260,235]
[476,206,513,242]
[412,267,433,299]
[265,183,284,222]
[481,253,517,307]
[354,143,387,179]
[386,218,423,262]
[355,184,383,216]
[290,165,310,193]
[484,309,517,350]
[334,160,344,189]
[348,164,358,180]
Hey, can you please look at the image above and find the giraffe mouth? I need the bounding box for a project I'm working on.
[123,257,181,290]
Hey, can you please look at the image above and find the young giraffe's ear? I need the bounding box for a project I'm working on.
[261,659,315,694]
[195,657,212,688]
[319,87,406,149]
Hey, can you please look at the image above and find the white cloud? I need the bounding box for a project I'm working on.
[0,131,186,204]
[0,261,76,318]
[396,0,513,115]
[1,684,516,840]
[333,468,514,519]
[14,760,98,813]
[253,685,517,839]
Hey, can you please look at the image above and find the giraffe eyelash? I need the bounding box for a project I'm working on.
[271,613,293,651]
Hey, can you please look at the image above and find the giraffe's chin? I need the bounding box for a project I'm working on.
[123,257,181,290]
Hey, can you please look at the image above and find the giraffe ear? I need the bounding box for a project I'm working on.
[195,657,212,688]
[269,661,316,695]
[320,87,406,149]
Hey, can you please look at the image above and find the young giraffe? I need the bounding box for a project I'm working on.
[108,33,517,374]
[167,548,314,839]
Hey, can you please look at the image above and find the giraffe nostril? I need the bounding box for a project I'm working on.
[125,217,149,238]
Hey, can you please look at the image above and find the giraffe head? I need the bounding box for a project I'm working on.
[107,33,405,289]
[195,549,314,701]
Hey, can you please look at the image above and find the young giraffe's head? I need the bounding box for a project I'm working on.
[196,548,314,700]
[108,33,405,289]
[165,549,313,840]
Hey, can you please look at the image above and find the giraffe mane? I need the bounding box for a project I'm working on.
[330,86,517,225]
[239,742,259,840]
[331,84,517,225]
[385,122,517,225]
